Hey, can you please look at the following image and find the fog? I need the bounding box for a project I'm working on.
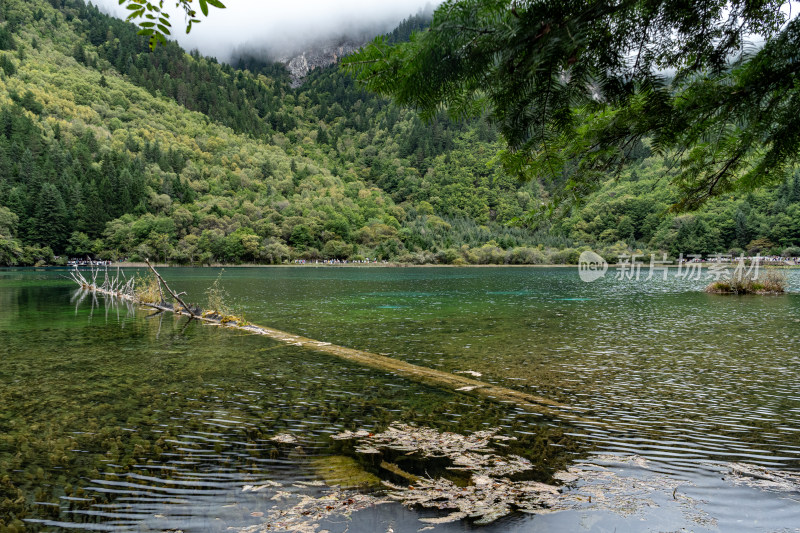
[92,0,437,61]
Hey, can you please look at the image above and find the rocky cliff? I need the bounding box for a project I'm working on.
[278,38,364,87]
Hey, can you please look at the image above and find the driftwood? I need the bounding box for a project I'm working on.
[70,262,599,425]
[69,263,136,298]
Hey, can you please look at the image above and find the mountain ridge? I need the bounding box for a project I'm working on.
[0,0,798,267]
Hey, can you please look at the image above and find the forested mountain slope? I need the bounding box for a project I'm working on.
[0,0,798,266]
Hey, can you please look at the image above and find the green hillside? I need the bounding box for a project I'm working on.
[0,0,798,266]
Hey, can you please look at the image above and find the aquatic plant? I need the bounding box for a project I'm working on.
[133,272,162,304]
[310,456,381,489]
[202,269,254,324]
[204,269,232,316]
[235,485,389,533]
[270,433,298,444]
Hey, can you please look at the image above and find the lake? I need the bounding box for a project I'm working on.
[2,266,800,532]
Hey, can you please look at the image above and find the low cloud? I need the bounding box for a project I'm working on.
[93,0,436,61]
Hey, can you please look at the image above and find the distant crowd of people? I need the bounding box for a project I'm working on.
[64,254,798,267]
[67,259,113,266]
[292,258,388,265]
[680,254,800,264]
[760,255,800,264]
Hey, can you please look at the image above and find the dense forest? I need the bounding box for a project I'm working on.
[0,0,798,266]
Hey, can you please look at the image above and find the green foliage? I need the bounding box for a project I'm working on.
[0,207,18,236]
[10,90,44,113]
[29,183,68,250]
[0,54,16,76]
[560,164,800,257]
[0,0,797,268]
[322,239,352,260]
[343,0,795,213]
[118,0,225,49]
[0,96,148,256]
[0,234,23,265]
[782,246,800,258]
[0,25,16,51]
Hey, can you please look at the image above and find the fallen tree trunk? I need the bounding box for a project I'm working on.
[70,263,598,426]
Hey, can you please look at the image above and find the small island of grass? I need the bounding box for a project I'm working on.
[706,270,787,294]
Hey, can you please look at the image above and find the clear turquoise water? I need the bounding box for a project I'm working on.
[2,266,800,532]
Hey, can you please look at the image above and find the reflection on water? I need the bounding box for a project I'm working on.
[1,266,799,532]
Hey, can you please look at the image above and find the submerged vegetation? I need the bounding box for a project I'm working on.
[232,424,721,531]
[4,290,565,532]
[725,463,800,493]
[310,455,381,490]
[333,424,557,525]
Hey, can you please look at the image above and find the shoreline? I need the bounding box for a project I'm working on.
[7,262,799,270]
[111,262,580,268]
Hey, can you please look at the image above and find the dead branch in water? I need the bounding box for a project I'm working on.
[145,259,197,317]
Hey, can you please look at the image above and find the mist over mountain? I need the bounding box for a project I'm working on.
[235,36,365,87]
[230,9,432,87]
[92,0,436,62]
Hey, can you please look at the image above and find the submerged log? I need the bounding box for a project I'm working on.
[71,263,597,425]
